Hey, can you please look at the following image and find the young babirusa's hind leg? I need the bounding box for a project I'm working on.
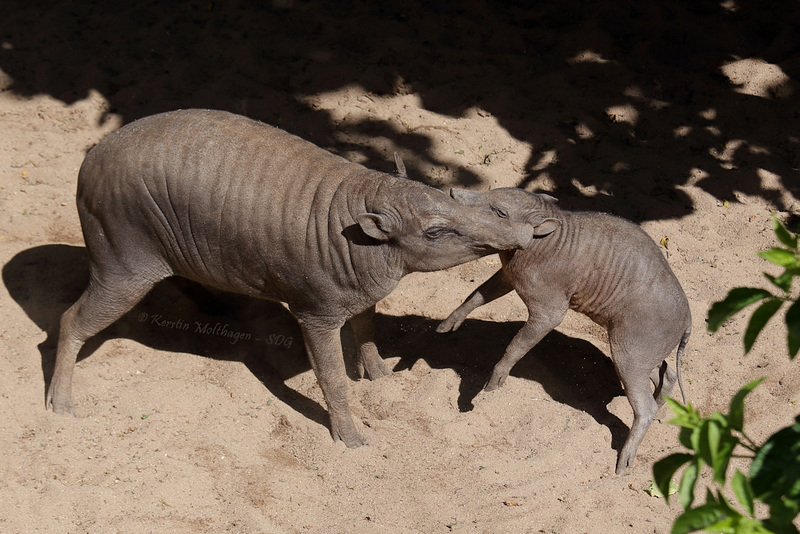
[437,269,514,333]
[47,274,159,415]
[615,366,660,475]
[650,361,677,407]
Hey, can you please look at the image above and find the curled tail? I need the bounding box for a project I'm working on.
[675,325,691,404]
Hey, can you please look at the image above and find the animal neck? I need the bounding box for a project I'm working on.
[339,173,404,300]
[522,196,562,225]
[521,203,569,258]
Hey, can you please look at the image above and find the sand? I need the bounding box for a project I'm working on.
[1,1,799,532]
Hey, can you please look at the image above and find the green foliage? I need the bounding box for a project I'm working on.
[706,217,800,358]
[653,380,799,533]
[654,217,800,534]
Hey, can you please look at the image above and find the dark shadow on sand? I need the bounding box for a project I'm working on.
[376,313,629,451]
[4,243,629,450]
[2,244,325,426]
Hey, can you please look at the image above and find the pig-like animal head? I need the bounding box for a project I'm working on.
[356,180,534,273]
[449,187,562,239]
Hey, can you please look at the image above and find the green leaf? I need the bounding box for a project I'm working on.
[708,288,774,332]
[679,459,701,510]
[713,437,736,486]
[706,515,772,534]
[714,489,743,520]
[666,396,691,418]
[732,469,756,517]
[653,454,693,504]
[786,299,800,359]
[744,298,784,353]
[711,411,730,427]
[728,378,764,432]
[765,271,793,293]
[672,503,729,534]
[705,419,736,485]
[772,217,798,250]
[763,497,800,533]
[679,427,696,450]
[667,398,703,430]
[693,416,736,486]
[645,479,679,498]
[757,248,798,268]
[696,420,713,466]
[691,420,704,452]
[751,419,800,504]
[707,419,721,459]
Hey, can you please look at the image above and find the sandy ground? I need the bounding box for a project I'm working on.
[1,1,799,532]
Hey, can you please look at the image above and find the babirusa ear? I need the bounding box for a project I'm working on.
[532,217,561,236]
[539,193,558,204]
[449,187,480,204]
[356,213,393,241]
[393,152,407,178]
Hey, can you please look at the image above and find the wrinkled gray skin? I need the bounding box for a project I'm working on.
[47,110,534,448]
[438,188,691,474]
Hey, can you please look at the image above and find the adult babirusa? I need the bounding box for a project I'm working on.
[49,110,534,448]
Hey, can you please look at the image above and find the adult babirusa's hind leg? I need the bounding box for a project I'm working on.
[47,273,160,415]
[349,306,391,380]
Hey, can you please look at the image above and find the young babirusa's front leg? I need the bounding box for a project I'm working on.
[485,308,565,391]
[436,269,514,333]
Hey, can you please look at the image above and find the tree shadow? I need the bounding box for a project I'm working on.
[0,0,797,221]
[375,313,629,451]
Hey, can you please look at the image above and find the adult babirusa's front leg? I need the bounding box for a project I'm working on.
[296,316,365,447]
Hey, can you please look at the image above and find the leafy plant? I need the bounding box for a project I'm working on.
[707,217,800,358]
[653,216,800,534]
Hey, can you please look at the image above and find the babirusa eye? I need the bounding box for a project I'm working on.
[424,227,448,239]
[492,206,509,219]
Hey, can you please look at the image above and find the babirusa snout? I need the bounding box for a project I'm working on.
[512,222,534,248]
[481,219,533,250]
